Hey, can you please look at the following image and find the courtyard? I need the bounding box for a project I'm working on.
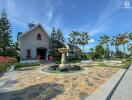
[0,62,119,100]
[0,0,132,100]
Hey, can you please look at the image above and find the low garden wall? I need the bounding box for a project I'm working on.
[20,60,39,64]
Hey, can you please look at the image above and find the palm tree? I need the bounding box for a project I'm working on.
[128,32,132,40]
[78,32,89,51]
[68,31,79,57]
[117,33,128,59]
[99,34,110,60]
[111,35,119,59]
[128,44,132,56]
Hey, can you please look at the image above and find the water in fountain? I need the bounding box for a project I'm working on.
[42,48,83,73]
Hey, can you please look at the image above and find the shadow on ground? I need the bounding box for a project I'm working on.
[0,72,4,78]
[0,82,64,100]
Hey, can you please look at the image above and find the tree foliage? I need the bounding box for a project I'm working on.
[99,34,110,59]
[0,9,12,56]
[49,28,65,61]
[117,33,128,59]
[78,32,89,51]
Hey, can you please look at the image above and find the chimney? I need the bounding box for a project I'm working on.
[28,23,36,29]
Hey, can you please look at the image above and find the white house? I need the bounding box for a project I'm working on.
[65,43,82,57]
[17,23,49,61]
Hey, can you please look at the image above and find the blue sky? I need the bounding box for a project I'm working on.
[0,0,132,51]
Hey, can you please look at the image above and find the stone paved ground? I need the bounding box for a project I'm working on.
[0,65,119,100]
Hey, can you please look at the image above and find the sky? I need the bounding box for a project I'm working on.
[0,0,132,52]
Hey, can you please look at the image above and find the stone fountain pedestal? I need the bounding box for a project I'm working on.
[58,48,68,68]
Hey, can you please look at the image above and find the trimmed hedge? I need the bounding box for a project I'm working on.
[15,63,40,69]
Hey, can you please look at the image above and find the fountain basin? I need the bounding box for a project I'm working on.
[42,64,84,73]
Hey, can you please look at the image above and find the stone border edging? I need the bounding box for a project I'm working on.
[39,65,89,76]
[85,69,126,100]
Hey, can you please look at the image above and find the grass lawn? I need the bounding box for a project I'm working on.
[97,60,132,69]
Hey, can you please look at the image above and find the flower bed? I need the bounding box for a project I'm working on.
[0,56,17,72]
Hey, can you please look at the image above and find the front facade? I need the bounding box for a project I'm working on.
[18,24,49,60]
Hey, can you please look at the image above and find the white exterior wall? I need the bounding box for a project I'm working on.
[19,27,49,60]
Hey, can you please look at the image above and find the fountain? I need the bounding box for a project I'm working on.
[42,48,83,73]
[58,48,68,68]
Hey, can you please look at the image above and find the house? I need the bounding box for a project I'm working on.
[65,43,82,58]
[17,23,49,62]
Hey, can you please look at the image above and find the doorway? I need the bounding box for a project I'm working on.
[36,48,47,60]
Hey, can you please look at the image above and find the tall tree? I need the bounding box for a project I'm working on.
[111,35,119,59]
[128,44,132,56]
[111,35,119,52]
[78,32,89,51]
[68,31,79,57]
[99,34,110,59]
[128,32,132,40]
[117,33,128,59]
[88,48,95,60]
[95,45,104,59]
[49,28,65,61]
[128,32,132,57]
[0,9,12,56]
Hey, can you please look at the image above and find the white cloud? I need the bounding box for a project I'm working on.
[0,0,55,29]
[97,0,122,26]
[89,26,103,35]
[3,0,27,27]
[88,39,95,43]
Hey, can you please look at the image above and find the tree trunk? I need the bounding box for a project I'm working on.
[73,44,75,57]
[123,44,126,59]
[103,44,106,60]
[106,43,110,60]
[83,45,85,52]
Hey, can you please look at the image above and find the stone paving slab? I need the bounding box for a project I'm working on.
[85,69,126,100]
[110,64,132,100]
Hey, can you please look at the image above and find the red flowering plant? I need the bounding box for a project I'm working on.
[0,56,17,72]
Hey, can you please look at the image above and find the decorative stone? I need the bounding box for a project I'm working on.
[97,73,102,77]
[28,92,40,98]
[92,75,100,80]
[85,79,94,87]
[37,83,64,99]
[79,91,89,100]
[10,96,24,100]
[12,89,26,96]
[70,88,77,96]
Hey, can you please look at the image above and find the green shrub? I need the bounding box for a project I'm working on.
[0,63,10,72]
[15,63,40,69]
[54,60,60,64]
[0,56,17,72]
[66,56,81,63]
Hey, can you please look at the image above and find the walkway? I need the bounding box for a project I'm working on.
[0,68,16,100]
[110,64,132,100]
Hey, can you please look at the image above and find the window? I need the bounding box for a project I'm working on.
[37,34,42,40]
[26,49,31,59]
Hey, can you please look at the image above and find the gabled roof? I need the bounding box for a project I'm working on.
[64,43,82,51]
[18,24,49,39]
[68,44,81,50]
